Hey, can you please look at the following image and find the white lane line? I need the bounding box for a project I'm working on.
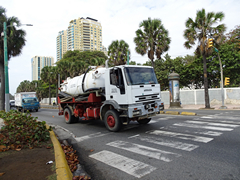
[75,132,110,142]
[173,123,233,131]
[185,121,239,128]
[129,134,199,151]
[89,150,156,178]
[147,130,213,143]
[107,140,181,162]
[194,131,222,136]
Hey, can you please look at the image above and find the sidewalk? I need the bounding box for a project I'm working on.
[165,104,240,110]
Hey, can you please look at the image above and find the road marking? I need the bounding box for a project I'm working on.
[201,116,240,120]
[173,123,233,131]
[89,150,156,178]
[194,131,222,136]
[194,118,240,125]
[147,130,213,143]
[129,134,199,151]
[149,120,157,124]
[201,116,213,119]
[75,132,110,142]
[185,121,239,128]
[107,140,181,162]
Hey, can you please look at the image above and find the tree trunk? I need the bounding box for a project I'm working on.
[56,83,58,104]
[49,81,51,105]
[151,59,155,71]
[202,54,210,108]
[0,62,5,111]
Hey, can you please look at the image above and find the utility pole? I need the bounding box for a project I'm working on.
[215,47,227,109]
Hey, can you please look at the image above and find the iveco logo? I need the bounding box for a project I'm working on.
[144,89,152,91]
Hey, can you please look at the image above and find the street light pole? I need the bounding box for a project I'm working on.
[3,22,10,112]
[3,22,33,112]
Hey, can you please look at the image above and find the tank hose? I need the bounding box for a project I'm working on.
[82,67,91,93]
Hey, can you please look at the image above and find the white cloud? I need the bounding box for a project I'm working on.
[1,0,239,94]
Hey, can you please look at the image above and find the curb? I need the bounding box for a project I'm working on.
[157,111,197,116]
[41,106,58,110]
[47,124,73,180]
[181,112,197,116]
[165,111,179,115]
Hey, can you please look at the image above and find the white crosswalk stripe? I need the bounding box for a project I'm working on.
[194,131,222,136]
[147,130,213,143]
[107,140,181,162]
[173,123,233,131]
[75,132,111,142]
[89,150,156,178]
[185,120,239,128]
[129,134,199,151]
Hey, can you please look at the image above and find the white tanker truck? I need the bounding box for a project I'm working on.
[58,62,164,132]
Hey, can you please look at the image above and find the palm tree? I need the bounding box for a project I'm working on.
[108,40,130,66]
[51,66,60,103]
[134,17,171,70]
[41,66,54,105]
[0,6,26,110]
[183,8,226,108]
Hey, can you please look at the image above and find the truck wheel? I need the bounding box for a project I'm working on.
[104,109,122,132]
[137,118,151,124]
[64,108,75,124]
[36,109,38,112]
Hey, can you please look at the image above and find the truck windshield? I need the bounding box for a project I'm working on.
[23,98,38,103]
[124,67,158,85]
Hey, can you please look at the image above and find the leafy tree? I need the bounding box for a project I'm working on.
[134,17,171,70]
[16,80,31,92]
[0,7,26,110]
[183,8,226,108]
[108,40,130,66]
[56,50,107,78]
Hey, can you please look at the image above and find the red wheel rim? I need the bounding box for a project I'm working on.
[65,111,69,122]
[107,115,115,128]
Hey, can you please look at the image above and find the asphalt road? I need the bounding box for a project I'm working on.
[32,109,240,180]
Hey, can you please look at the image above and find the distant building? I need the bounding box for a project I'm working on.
[31,56,54,80]
[56,17,106,61]
[56,30,67,61]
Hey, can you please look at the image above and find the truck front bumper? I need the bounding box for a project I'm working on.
[128,100,164,118]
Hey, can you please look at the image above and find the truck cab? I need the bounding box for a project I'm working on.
[101,65,164,131]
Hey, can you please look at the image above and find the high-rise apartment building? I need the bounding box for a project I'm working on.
[31,56,54,80]
[56,17,105,61]
[56,30,67,61]
[68,17,102,52]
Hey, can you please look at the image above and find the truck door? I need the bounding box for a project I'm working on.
[109,68,128,104]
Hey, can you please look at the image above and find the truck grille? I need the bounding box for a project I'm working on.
[135,93,160,102]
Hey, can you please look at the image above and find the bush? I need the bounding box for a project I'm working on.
[0,110,51,150]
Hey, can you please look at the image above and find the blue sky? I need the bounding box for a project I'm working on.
[2,0,240,94]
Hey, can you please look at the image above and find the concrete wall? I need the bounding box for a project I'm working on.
[161,87,240,105]
[40,98,57,104]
